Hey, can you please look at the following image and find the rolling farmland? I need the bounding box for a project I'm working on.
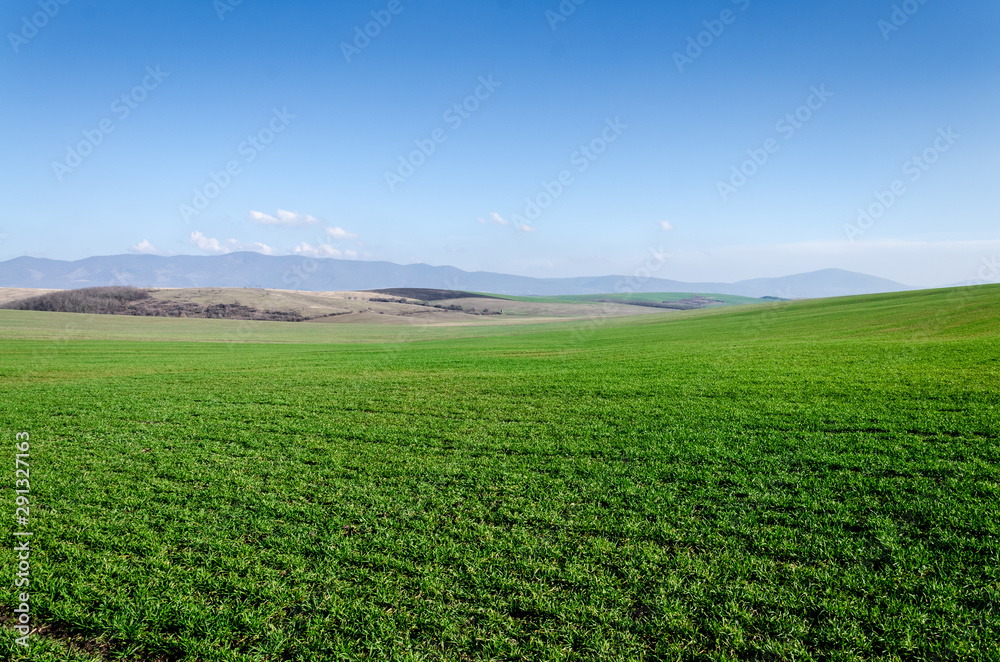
[1,285,998,660]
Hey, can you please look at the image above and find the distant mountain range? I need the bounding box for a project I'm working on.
[0,253,915,299]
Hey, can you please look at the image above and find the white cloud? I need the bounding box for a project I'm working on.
[248,209,321,227]
[248,211,278,224]
[292,242,341,258]
[325,226,358,240]
[479,212,510,226]
[344,249,358,258]
[129,239,158,254]
[190,231,224,253]
[659,221,674,231]
[190,231,274,255]
[518,224,536,233]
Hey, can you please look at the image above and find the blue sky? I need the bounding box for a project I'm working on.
[2,0,998,286]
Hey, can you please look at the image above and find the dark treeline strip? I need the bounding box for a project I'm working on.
[1,287,305,321]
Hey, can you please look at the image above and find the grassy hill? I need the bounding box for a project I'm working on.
[491,291,766,307]
[0,286,677,332]
[1,285,997,660]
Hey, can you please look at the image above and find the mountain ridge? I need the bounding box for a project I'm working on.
[0,253,915,299]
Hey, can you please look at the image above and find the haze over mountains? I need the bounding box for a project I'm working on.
[0,253,914,299]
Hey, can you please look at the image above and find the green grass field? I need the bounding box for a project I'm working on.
[1,286,998,660]
[488,292,765,307]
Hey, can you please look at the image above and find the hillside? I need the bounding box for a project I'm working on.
[0,286,681,339]
[0,286,765,327]
[0,283,995,344]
